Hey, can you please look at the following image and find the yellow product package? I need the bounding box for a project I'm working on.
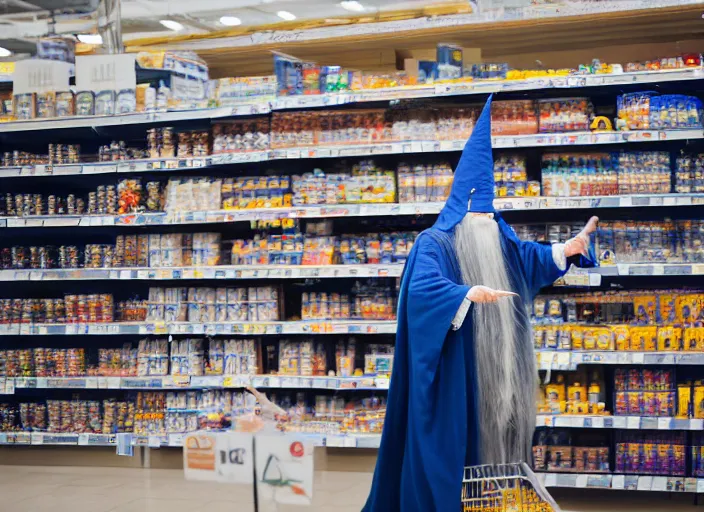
[657,326,683,351]
[685,327,704,351]
[694,386,704,419]
[533,326,546,349]
[613,325,630,351]
[677,294,699,325]
[677,384,692,418]
[571,326,584,351]
[583,328,597,351]
[630,326,657,351]
[634,294,657,324]
[595,326,614,351]
[658,293,677,324]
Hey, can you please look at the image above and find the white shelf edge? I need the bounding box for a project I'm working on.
[539,472,699,492]
[0,431,380,449]
[1,68,702,133]
[1,195,702,230]
[2,130,704,179]
[0,264,404,282]
[0,320,397,336]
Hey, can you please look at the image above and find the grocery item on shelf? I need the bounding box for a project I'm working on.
[0,179,163,217]
[278,340,327,376]
[301,282,396,321]
[675,154,704,193]
[692,433,704,476]
[517,220,704,265]
[615,431,686,476]
[597,220,704,264]
[538,98,593,133]
[0,294,114,324]
[616,92,703,130]
[397,162,454,203]
[2,145,81,167]
[533,430,610,473]
[292,162,396,205]
[539,369,607,415]
[270,392,386,435]
[467,63,509,80]
[614,369,675,417]
[211,120,270,153]
[493,155,541,197]
[212,76,277,105]
[625,54,701,72]
[491,100,538,135]
[145,286,280,323]
[541,152,671,197]
[231,231,415,266]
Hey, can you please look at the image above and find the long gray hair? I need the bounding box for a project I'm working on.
[454,214,536,465]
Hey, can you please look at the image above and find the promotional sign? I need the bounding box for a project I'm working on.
[75,54,136,93]
[13,59,72,94]
[255,434,314,506]
[183,431,254,484]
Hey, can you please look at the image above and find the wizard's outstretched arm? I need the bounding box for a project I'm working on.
[514,216,599,297]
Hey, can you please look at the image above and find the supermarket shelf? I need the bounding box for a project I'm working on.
[537,350,704,370]
[3,130,704,181]
[595,263,704,276]
[273,69,704,109]
[0,105,271,133]
[2,194,702,230]
[0,431,381,449]
[0,69,701,134]
[0,264,404,282]
[536,414,703,430]
[0,320,397,336]
[0,374,390,392]
[537,472,702,493]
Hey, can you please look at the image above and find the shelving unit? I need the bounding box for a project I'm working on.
[1,55,704,500]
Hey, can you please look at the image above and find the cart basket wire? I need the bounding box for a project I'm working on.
[461,462,561,512]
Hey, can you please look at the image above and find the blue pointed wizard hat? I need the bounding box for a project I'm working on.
[434,94,494,232]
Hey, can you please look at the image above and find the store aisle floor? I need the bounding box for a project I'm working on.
[0,465,700,512]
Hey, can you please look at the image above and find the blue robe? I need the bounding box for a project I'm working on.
[363,215,581,512]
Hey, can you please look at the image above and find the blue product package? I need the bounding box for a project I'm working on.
[436,43,463,80]
[274,54,303,96]
[418,61,437,84]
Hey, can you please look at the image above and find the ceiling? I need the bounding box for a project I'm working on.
[0,0,459,44]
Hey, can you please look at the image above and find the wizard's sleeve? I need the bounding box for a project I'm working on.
[515,240,567,298]
[407,235,471,378]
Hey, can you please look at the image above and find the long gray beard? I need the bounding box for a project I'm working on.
[454,215,536,465]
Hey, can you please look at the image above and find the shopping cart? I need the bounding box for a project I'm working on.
[461,463,562,512]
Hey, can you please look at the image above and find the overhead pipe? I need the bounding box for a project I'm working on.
[97,0,122,53]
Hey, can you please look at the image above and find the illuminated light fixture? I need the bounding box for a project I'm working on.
[0,47,11,58]
[159,19,184,31]
[340,1,365,12]
[219,16,242,26]
[276,10,296,21]
[77,34,103,44]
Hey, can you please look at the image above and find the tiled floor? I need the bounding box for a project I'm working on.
[0,465,700,512]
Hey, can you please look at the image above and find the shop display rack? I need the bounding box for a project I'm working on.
[1,59,704,501]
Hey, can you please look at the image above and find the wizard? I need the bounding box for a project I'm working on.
[363,96,598,512]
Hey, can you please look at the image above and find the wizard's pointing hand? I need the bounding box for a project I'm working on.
[468,285,518,303]
[564,216,599,257]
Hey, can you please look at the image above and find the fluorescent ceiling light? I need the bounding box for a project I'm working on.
[0,47,11,58]
[276,10,296,21]
[340,1,365,12]
[77,34,103,44]
[159,19,184,31]
[219,16,242,26]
